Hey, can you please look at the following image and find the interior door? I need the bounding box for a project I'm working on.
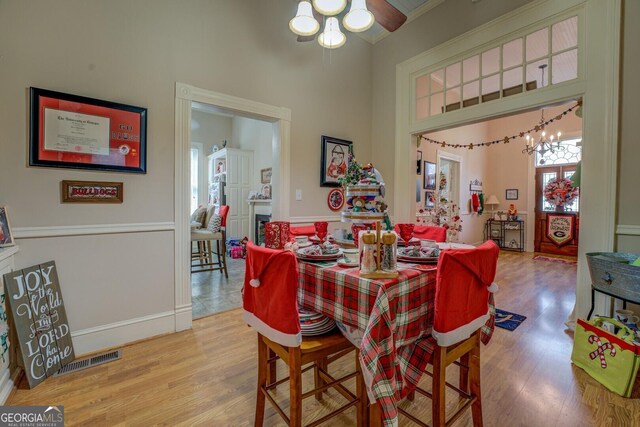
[534,164,579,255]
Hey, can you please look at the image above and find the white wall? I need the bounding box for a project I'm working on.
[233,116,273,194]
[0,0,372,354]
[191,111,232,156]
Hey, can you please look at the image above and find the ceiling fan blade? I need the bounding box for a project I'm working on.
[297,5,324,42]
[368,0,407,32]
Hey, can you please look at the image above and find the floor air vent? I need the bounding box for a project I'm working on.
[54,349,122,377]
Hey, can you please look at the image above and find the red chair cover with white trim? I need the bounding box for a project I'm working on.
[242,242,301,347]
[394,224,447,242]
[290,225,316,237]
[433,240,499,346]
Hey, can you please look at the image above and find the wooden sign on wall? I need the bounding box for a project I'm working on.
[3,261,74,388]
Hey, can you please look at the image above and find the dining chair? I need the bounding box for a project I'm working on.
[394,224,447,242]
[399,240,499,427]
[242,241,367,427]
[190,205,229,277]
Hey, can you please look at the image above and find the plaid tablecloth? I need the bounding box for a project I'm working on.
[297,262,495,427]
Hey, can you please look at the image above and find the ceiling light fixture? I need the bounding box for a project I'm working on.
[312,0,347,16]
[522,65,564,164]
[343,0,375,32]
[318,17,346,49]
[289,1,320,36]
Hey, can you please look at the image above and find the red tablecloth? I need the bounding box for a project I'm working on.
[297,261,495,427]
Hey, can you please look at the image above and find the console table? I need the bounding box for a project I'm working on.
[484,219,525,252]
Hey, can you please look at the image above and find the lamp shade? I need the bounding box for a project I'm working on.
[289,1,320,36]
[343,0,374,32]
[318,17,346,49]
[313,0,347,16]
[485,195,500,206]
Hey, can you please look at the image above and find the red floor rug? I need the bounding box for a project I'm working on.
[533,255,577,265]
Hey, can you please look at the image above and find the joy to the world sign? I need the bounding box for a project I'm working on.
[3,261,74,388]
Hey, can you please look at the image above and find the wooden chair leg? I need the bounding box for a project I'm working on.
[267,348,277,385]
[255,335,267,427]
[289,348,303,427]
[314,357,327,401]
[469,334,483,427]
[432,347,447,427]
[221,238,228,278]
[356,353,368,427]
[369,401,382,427]
[459,352,470,393]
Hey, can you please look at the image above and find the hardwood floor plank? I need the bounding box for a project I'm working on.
[6,252,640,426]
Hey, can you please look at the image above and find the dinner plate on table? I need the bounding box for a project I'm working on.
[337,259,359,268]
[296,249,343,261]
[396,238,420,247]
[397,255,439,264]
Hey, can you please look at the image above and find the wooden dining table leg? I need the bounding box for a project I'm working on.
[368,401,383,427]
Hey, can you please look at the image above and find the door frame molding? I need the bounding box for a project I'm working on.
[395,0,620,318]
[174,83,291,330]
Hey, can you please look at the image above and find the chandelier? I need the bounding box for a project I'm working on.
[522,64,563,164]
[289,0,374,49]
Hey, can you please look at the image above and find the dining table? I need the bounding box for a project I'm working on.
[296,242,495,427]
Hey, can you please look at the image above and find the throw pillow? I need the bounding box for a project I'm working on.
[191,206,207,226]
[207,214,222,232]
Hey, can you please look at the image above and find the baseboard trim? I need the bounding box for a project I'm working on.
[175,304,193,331]
[70,310,176,355]
[13,222,175,239]
[616,224,640,236]
[0,368,13,404]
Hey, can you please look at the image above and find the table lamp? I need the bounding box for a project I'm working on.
[485,194,500,217]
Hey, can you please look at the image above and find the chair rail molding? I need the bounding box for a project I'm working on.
[616,225,640,236]
[13,222,174,239]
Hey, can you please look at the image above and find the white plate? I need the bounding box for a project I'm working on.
[296,248,343,261]
[397,255,439,264]
[337,260,359,268]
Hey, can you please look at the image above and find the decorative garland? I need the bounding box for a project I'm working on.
[418,100,581,150]
[543,177,578,206]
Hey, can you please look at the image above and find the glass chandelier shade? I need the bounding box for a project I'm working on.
[289,1,320,36]
[312,0,347,16]
[318,17,346,49]
[343,0,374,32]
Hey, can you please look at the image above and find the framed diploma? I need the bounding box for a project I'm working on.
[29,87,147,173]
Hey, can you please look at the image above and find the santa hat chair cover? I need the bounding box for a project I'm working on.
[242,241,302,347]
[433,240,499,346]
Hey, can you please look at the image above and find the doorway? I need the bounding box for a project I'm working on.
[174,82,292,331]
[533,137,581,256]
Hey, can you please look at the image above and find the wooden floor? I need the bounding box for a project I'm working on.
[7,252,640,426]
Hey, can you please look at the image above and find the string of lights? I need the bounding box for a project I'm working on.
[418,100,582,150]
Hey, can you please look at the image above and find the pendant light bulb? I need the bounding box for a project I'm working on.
[289,1,320,36]
[318,17,346,49]
[313,0,347,16]
[343,0,374,32]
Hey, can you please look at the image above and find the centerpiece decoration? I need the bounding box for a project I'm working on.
[338,153,397,279]
[543,177,579,207]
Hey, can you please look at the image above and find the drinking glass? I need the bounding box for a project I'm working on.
[314,221,328,243]
[397,223,415,246]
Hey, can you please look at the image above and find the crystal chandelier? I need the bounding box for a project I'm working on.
[289,0,374,49]
[522,64,563,165]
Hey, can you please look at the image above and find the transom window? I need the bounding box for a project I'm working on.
[535,137,582,166]
[415,16,578,120]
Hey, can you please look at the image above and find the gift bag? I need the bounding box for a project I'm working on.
[571,317,640,397]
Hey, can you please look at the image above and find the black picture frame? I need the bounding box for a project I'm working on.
[29,87,147,173]
[320,135,352,187]
[424,161,436,190]
[506,189,519,200]
[417,150,423,174]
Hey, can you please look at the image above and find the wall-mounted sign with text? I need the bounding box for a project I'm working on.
[3,261,75,388]
[61,180,123,203]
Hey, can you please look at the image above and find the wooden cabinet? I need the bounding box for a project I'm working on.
[484,219,525,252]
[208,148,253,240]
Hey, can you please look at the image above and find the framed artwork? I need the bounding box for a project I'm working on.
[425,190,435,208]
[417,150,423,174]
[61,180,123,203]
[29,87,147,173]
[327,188,345,211]
[424,161,436,190]
[506,189,519,200]
[260,167,272,184]
[320,135,352,187]
[261,184,272,199]
[0,207,14,247]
